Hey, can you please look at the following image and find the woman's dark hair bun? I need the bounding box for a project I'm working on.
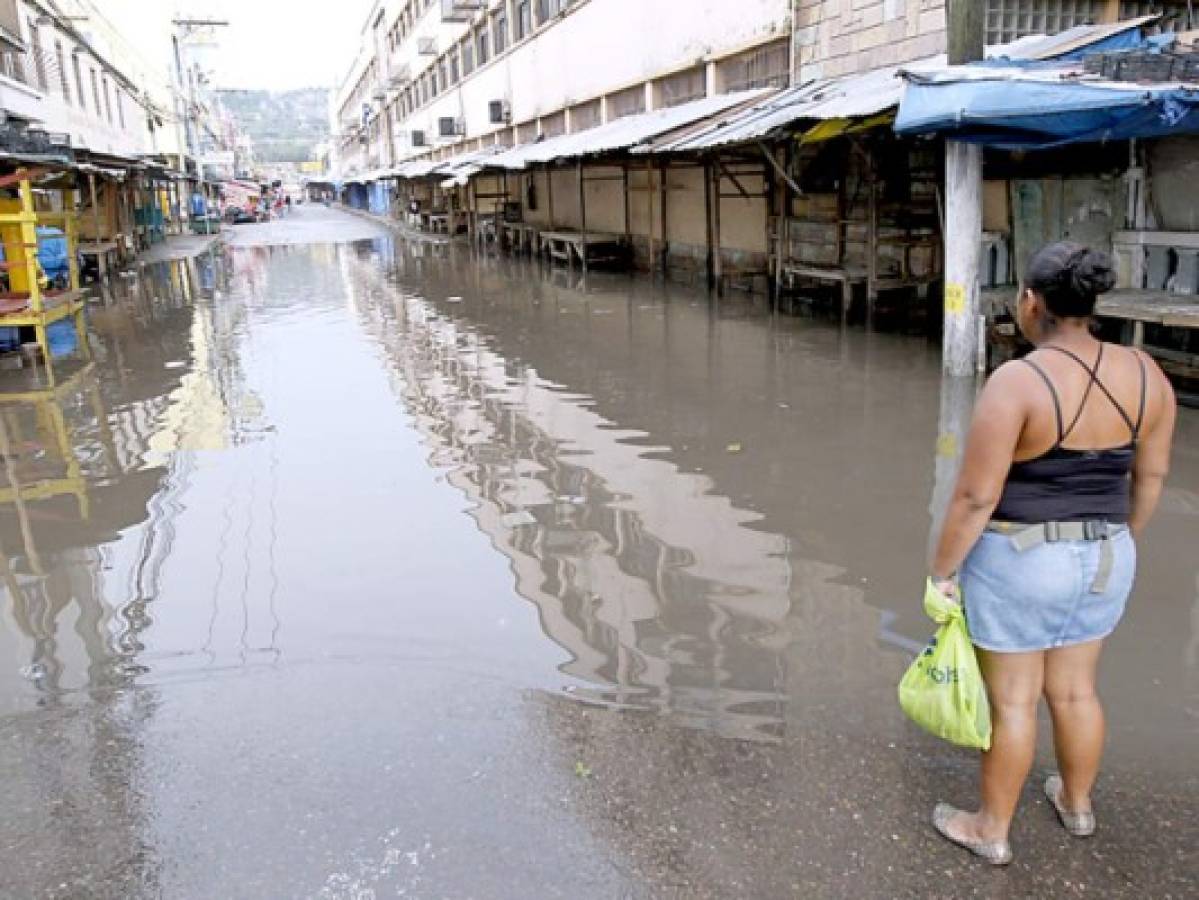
[1065,246,1117,298]
[1025,241,1116,318]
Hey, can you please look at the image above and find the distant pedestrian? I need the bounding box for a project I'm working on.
[928,242,1177,864]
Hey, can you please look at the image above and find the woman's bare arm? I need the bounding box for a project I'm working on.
[930,365,1028,582]
[1130,355,1177,536]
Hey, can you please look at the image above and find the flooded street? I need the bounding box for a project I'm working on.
[1,206,1195,898]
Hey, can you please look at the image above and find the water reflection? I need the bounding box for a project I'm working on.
[0,251,239,710]
[340,243,927,741]
[0,228,1194,758]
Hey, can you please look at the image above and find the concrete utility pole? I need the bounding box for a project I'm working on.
[942,0,985,375]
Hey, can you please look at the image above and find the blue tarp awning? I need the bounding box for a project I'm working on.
[895,74,1199,149]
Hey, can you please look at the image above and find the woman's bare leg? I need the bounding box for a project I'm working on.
[1043,639,1105,813]
[943,648,1044,843]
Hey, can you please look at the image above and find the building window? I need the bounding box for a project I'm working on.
[493,9,508,54]
[984,0,1103,44]
[102,75,113,123]
[656,66,706,107]
[569,98,601,132]
[462,39,474,75]
[536,0,563,24]
[477,28,490,65]
[117,88,125,128]
[449,50,459,84]
[55,40,70,103]
[540,110,565,138]
[72,53,85,110]
[90,67,101,115]
[607,84,645,119]
[516,120,537,144]
[27,19,47,89]
[718,39,790,93]
[516,0,532,39]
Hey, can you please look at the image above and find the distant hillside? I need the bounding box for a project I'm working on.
[217,88,330,163]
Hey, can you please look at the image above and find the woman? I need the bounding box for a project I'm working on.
[929,242,1176,864]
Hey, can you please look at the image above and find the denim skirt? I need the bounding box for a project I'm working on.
[960,528,1136,653]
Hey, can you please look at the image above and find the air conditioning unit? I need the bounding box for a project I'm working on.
[388,63,412,87]
[438,116,465,137]
[440,0,484,22]
[418,37,437,55]
[412,129,427,147]
[487,99,510,124]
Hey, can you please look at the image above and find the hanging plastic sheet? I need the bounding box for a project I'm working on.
[895,73,1199,149]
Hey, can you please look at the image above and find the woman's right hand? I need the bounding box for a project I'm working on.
[932,577,960,604]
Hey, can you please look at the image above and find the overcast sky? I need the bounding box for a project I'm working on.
[200,0,378,91]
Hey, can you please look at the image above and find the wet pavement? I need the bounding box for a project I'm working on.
[0,204,1195,898]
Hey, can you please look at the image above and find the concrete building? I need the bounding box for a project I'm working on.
[333,0,792,178]
[793,1,1196,81]
[0,0,158,158]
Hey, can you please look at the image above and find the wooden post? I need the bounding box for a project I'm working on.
[866,142,878,322]
[577,160,587,273]
[469,178,478,245]
[944,0,986,375]
[545,165,555,233]
[703,159,714,288]
[712,158,723,296]
[658,160,668,274]
[64,187,79,293]
[87,173,101,255]
[773,144,789,304]
[645,158,654,273]
[621,162,630,239]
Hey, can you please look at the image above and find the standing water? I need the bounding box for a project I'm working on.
[0,207,1194,897]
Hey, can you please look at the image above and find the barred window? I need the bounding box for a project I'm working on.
[540,110,565,138]
[718,39,789,93]
[516,120,538,144]
[607,84,645,119]
[656,66,705,108]
[569,98,601,132]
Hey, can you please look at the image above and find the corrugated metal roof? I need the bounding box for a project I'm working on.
[641,65,912,154]
[476,90,765,170]
[389,145,507,182]
[642,20,1148,154]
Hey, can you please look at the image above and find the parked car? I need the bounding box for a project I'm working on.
[225,206,256,224]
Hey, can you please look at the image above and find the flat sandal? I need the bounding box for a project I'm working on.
[932,803,1013,865]
[1044,774,1096,837]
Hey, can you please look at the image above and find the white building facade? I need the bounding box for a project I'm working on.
[0,0,162,159]
[333,0,793,178]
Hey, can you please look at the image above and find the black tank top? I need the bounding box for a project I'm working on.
[992,344,1147,524]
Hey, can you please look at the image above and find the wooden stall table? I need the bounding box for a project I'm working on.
[538,230,627,270]
[78,240,120,281]
[500,221,539,255]
[1094,289,1199,346]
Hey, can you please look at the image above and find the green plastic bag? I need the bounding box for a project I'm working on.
[898,579,992,751]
